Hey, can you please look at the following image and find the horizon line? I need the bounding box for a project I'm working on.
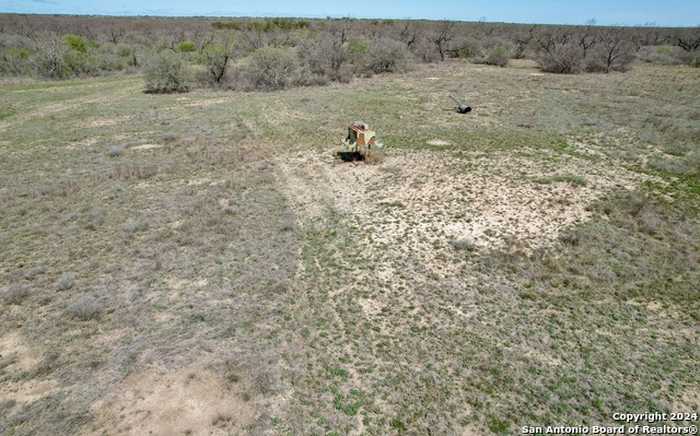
[0,11,697,29]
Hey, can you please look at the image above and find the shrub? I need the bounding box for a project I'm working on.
[116,43,139,67]
[451,36,482,59]
[124,218,149,234]
[648,151,700,177]
[56,272,76,291]
[677,50,700,67]
[364,38,413,74]
[347,39,369,56]
[66,296,103,321]
[298,35,352,83]
[201,44,233,86]
[0,34,34,75]
[108,144,125,157]
[486,46,510,67]
[537,43,583,74]
[144,50,189,93]
[85,44,131,72]
[639,45,699,68]
[449,238,475,251]
[296,63,331,87]
[63,49,99,76]
[586,38,636,73]
[411,36,442,63]
[177,41,196,53]
[64,34,88,54]
[245,47,298,90]
[637,45,684,65]
[0,47,33,76]
[34,36,70,79]
[1,284,31,305]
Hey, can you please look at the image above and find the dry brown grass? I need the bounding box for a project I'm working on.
[0,59,698,435]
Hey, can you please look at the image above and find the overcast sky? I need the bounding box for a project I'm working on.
[1,0,699,27]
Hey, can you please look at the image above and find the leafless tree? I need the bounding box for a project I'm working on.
[513,26,536,58]
[204,36,235,84]
[399,22,418,49]
[193,30,215,56]
[534,30,583,73]
[577,28,597,59]
[677,32,700,52]
[595,30,636,72]
[431,21,454,61]
[108,27,126,44]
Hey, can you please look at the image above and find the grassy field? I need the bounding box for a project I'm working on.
[1,59,699,435]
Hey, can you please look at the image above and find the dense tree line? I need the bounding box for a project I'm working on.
[1,14,698,92]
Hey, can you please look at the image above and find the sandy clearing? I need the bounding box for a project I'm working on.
[88,366,254,436]
[184,97,230,108]
[130,143,164,151]
[427,139,451,146]
[0,331,58,406]
[83,117,123,128]
[276,148,654,276]
[0,331,41,372]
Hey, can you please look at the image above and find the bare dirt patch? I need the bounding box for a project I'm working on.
[184,97,230,108]
[0,331,40,372]
[427,138,451,146]
[0,331,58,406]
[130,143,164,151]
[277,148,652,268]
[89,366,254,436]
[83,117,122,128]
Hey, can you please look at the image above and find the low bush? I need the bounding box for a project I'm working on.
[56,272,76,291]
[177,41,196,53]
[473,45,510,67]
[66,296,103,321]
[63,48,99,76]
[677,50,700,67]
[486,46,510,67]
[298,35,351,83]
[364,38,413,74]
[34,36,71,79]
[537,43,583,74]
[116,43,139,67]
[0,47,33,76]
[1,284,31,305]
[585,40,636,73]
[143,50,189,93]
[637,45,685,65]
[411,36,442,63]
[108,144,125,157]
[451,36,482,59]
[649,151,700,177]
[200,44,233,86]
[245,47,298,90]
[64,34,88,54]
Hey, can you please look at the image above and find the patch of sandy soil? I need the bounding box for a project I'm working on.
[0,331,40,371]
[68,137,100,149]
[673,386,699,413]
[165,276,209,292]
[184,98,230,108]
[130,143,164,151]
[427,139,451,146]
[88,366,254,436]
[0,94,128,132]
[185,177,226,187]
[0,331,58,405]
[277,148,652,274]
[83,117,123,128]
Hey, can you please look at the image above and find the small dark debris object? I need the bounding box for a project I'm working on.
[449,95,472,114]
